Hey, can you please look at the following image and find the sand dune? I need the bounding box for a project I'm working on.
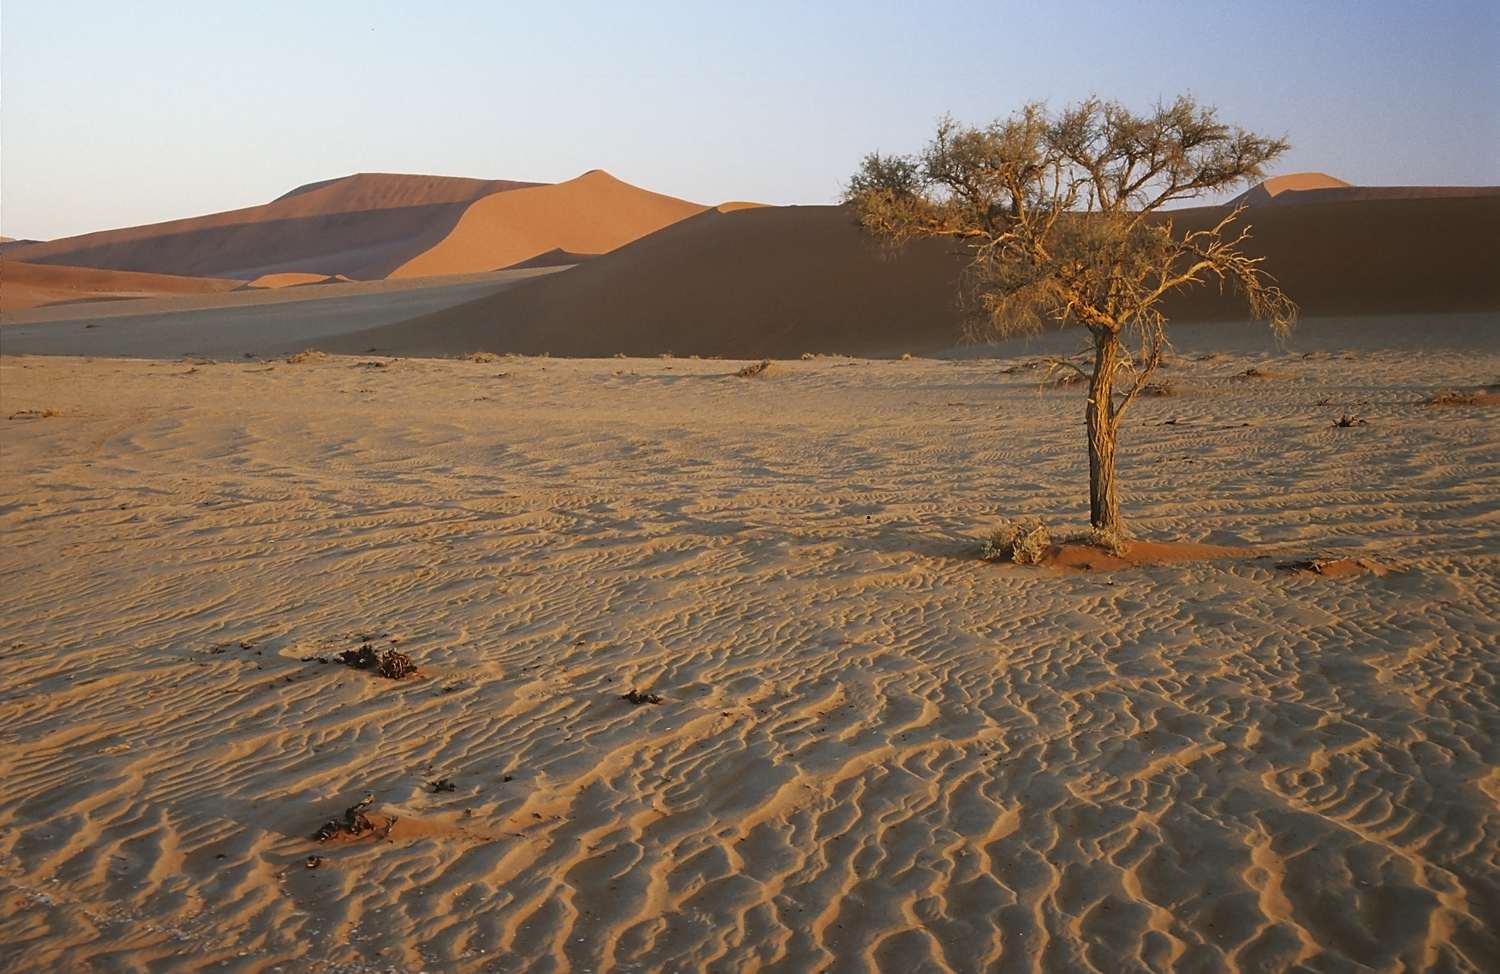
[4,171,707,286]
[2,347,1496,972]
[329,204,973,358]
[0,260,242,312]
[331,193,1500,359]
[1231,172,1500,207]
[383,170,707,279]
[3,173,541,281]
[1161,195,1500,319]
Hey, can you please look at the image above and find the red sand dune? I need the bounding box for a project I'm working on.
[6,171,706,286]
[3,173,541,281]
[324,204,974,358]
[1160,194,1500,319]
[383,171,707,278]
[1229,171,1500,207]
[0,260,241,312]
[328,189,1499,359]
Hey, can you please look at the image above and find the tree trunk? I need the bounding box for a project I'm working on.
[1087,329,1121,531]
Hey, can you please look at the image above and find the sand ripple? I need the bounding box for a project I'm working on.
[2,349,1497,972]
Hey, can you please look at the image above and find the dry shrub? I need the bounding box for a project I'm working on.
[338,642,419,679]
[1422,388,1498,407]
[1060,524,1133,556]
[981,520,1052,564]
[736,359,774,377]
[313,795,390,841]
[466,351,500,363]
[287,350,327,364]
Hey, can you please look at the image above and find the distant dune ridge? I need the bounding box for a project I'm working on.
[0,260,241,312]
[3,173,1496,357]
[330,181,1500,359]
[2,171,701,282]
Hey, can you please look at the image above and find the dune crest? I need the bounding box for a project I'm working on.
[382,170,707,279]
[3,172,543,281]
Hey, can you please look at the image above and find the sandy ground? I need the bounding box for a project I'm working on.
[1,341,1496,973]
[0,268,567,360]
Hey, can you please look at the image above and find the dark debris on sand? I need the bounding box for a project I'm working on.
[313,795,394,842]
[337,642,419,679]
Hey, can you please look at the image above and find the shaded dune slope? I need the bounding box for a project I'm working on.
[326,205,972,358]
[334,194,1500,359]
[0,260,242,312]
[1162,195,1500,320]
[383,170,708,278]
[4,173,541,281]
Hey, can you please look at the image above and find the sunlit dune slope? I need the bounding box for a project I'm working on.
[326,204,972,357]
[3,173,540,281]
[0,260,242,312]
[332,192,1498,359]
[382,171,708,278]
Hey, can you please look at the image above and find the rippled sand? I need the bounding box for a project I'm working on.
[2,348,1497,972]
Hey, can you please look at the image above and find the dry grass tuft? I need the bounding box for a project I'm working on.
[1059,525,1133,556]
[337,642,419,679]
[736,360,775,378]
[1422,388,1499,407]
[981,521,1053,564]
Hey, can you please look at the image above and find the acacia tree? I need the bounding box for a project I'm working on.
[845,96,1297,533]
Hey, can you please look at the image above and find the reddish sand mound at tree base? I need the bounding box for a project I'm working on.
[1035,541,1256,571]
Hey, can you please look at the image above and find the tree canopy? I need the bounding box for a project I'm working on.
[846,96,1297,531]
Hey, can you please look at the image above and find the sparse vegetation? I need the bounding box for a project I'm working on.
[337,642,418,679]
[1059,524,1133,556]
[1422,388,1499,407]
[847,96,1295,532]
[981,520,1053,564]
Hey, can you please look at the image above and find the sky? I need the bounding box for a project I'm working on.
[3,0,1497,241]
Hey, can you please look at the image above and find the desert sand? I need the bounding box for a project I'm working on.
[322,193,1500,360]
[2,337,1497,972]
[3,171,704,285]
[384,171,708,279]
[0,261,243,313]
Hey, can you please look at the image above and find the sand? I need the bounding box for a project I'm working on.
[3,171,704,285]
[384,171,708,279]
[0,261,243,313]
[327,194,1499,359]
[2,341,1497,973]
[0,268,570,360]
[2,173,543,281]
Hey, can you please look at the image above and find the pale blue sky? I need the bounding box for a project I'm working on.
[3,0,1496,241]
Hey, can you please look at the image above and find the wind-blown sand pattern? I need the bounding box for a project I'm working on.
[2,345,1496,972]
